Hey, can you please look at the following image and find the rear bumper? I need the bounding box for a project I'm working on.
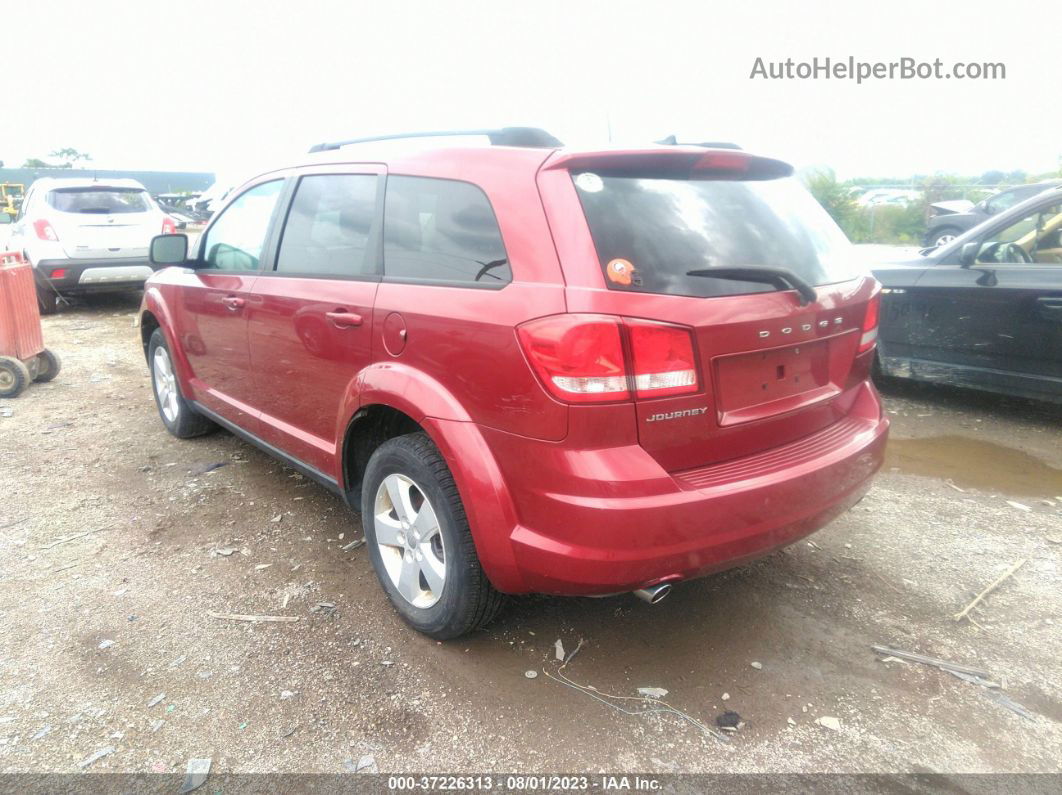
[34,257,156,292]
[461,380,888,595]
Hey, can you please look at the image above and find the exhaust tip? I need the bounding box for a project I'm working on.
[633,583,672,604]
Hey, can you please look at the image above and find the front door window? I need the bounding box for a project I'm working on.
[200,180,284,270]
[974,202,1062,264]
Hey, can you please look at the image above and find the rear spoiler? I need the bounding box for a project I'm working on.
[541,147,793,180]
[655,134,742,149]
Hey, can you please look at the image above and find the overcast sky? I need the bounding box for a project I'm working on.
[6,0,1059,182]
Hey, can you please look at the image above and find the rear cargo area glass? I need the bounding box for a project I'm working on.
[573,174,862,298]
[48,188,150,214]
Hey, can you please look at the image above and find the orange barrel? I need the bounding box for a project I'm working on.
[0,251,45,361]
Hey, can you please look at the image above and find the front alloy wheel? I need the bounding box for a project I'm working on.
[147,328,215,439]
[374,474,447,608]
[153,346,180,424]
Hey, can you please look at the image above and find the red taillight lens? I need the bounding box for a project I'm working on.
[162,217,177,235]
[33,219,59,242]
[627,320,698,398]
[859,294,881,353]
[49,268,67,280]
[517,315,700,403]
[517,315,629,403]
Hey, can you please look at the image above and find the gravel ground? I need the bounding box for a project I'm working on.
[1,293,1060,775]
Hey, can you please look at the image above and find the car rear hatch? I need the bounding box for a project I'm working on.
[535,147,881,472]
[46,186,158,259]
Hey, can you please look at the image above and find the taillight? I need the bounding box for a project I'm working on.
[162,217,177,235]
[694,151,749,172]
[517,315,629,403]
[49,268,67,280]
[33,219,59,242]
[859,294,881,353]
[516,315,699,403]
[627,319,698,398]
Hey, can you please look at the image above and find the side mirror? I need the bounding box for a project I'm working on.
[150,234,189,266]
[959,241,980,267]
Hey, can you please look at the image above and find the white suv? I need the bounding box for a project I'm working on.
[10,177,175,313]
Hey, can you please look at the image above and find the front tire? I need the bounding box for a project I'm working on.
[147,328,215,438]
[361,433,504,639]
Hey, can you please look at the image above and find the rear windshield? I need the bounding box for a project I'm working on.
[47,187,151,214]
[573,173,862,298]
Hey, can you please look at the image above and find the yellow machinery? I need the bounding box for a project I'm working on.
[1,183,25,221]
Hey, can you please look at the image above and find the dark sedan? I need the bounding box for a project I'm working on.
[924,180,1062,247]
[873,186,1062,403]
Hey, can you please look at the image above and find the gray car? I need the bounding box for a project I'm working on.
[925,180,1062,248]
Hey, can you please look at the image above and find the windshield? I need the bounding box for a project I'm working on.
[574,173,863,298]
[47,187,151,214]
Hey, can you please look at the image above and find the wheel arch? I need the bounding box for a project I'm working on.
[139,287,195,391]
[336,362,472,497]
[340,403,424,502]
[338,386,526,592]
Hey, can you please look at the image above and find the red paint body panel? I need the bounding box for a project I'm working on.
[371,281,568,441]
[174,270,262,432]
[138,142,889,597]
[0,254,45,360]
[247,275,379,475]
[479,381,886,594]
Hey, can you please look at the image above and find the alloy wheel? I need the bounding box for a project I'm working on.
[152,347,180,424]
[373,473,447,608]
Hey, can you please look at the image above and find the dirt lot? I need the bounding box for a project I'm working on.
[1,294,1060,775]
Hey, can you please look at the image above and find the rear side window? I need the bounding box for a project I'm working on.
[47,187,150,214]
[383,176,510,286]
[276,174,378,277]
[573,173,861,298]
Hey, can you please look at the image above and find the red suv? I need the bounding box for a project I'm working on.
[139,128,888,638]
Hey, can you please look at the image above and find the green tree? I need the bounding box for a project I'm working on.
[802,168,862,239]
[21,158,51,168]
[49,148,92,168]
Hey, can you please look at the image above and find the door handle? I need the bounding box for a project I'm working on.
[222,296,245,311]
[325,310,363,329]
[1036,297,1062,322]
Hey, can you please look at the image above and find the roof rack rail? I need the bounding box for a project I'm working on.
[308,127,563,154]
[655,135,742,150]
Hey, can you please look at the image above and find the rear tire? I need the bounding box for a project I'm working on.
[34,349,61,383]
[0,356,32,398]
[147,328,216,438]
[361,432,505,639]
[36,286,58,316]
[928,226,961,248]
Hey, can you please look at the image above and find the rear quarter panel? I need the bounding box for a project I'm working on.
[368,148,570,440]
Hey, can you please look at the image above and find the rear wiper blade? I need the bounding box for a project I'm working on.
[685,266,817,306]
[474,258,508,282]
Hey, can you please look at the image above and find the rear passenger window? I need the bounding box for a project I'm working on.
[383,176,510,286]
[276,174,378,277]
